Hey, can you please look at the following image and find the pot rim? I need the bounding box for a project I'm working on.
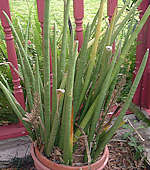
[31,142,49,170]
[31,143,109,170]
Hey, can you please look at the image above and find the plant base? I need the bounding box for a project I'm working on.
[30,143,109,170]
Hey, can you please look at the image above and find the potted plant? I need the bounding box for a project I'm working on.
[0,0,150,169]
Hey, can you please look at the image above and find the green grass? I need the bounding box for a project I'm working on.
[9,0,124,29]
[10,0,100,30]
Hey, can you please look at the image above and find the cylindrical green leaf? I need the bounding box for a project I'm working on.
[43,0,51,154]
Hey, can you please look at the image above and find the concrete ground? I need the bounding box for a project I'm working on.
[0,136,31,168]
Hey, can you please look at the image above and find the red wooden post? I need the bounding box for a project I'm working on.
[36,0,44,36]
[133,0,150,114]
[107,0,118,53]
[107,0,118,22]
[73,0,84,51]
[0,0,25,110]
[37,0,53,113]
[0,0,27,140]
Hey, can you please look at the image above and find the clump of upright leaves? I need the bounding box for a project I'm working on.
[0,0,150,166]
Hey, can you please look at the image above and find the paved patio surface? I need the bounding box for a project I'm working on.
[0,136,31,168]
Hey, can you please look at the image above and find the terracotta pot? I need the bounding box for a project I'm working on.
[31,143,109,170]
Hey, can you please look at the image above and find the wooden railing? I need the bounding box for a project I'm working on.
[0,0,25,111]
[133,0,150,110]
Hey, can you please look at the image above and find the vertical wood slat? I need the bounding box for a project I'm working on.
[107,0,118,53]
[133,0,150,109]
[138,0,150,109]
[37,0,53,113]
[0,0,25,113]
[107,0,118,22]
[73,0,84,51]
